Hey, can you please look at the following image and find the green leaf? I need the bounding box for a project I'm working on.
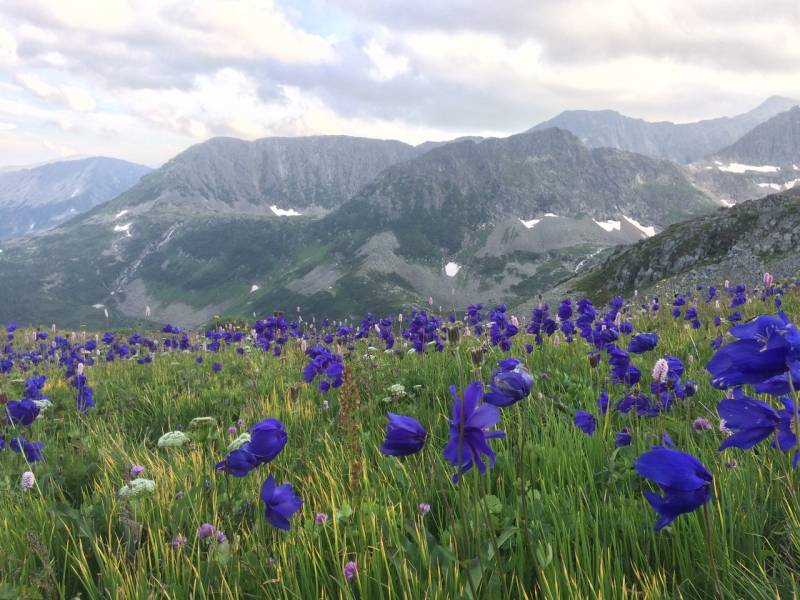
[336,503,353,521]
[535,542,553,569]
[484,494,503,515]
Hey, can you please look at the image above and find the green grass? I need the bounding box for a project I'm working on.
[1,292,800,598]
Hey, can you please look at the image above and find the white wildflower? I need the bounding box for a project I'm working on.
[20,471,36,491]
[118,478,156,498]
[157,431,190,448]
[227,432,251,452]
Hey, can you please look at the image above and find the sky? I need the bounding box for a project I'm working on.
[0,0,799,167]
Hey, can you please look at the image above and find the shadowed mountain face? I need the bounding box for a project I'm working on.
[0,128,716,328]
[530,96,799,164]
[0,157,151,239]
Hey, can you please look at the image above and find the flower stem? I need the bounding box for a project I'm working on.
[703,503,722,598]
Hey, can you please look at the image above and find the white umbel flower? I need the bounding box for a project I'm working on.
[157,431,190,448]
[118,478,156,498]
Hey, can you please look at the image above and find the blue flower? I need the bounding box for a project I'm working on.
[627,333,658,354]
[249,419,288,463]
[303,345,344,391]
[707,313,800,389]
[216,447,260,477]
[380,413,427,456]
[614,428,632,447]
[442,382,506,482]
[574,410,596,436]
[10,436,45,463]
[596,389,609,415]
[773,397,799,467]
[483,358,533,407]
[717,392,780,451]
[5,399,40,427]
[634,447,712,531]
[216,418,288,476]
[260,475,302,531]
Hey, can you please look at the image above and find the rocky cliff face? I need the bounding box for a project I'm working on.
[574,188,800,298]
[116,135,418,215]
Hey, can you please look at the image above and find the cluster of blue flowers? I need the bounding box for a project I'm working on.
[380,357,533,483]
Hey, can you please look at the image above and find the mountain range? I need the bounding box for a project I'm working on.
[1,96,798,327]
[0,157,151,239]
[530,95,798,163]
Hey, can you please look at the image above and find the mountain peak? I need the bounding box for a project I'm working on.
[527,97,799,163]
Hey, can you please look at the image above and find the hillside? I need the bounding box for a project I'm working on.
[573,187,800,299]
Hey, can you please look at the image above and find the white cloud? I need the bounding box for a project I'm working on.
[16,74,96,112]
[0,0,799,165]
[171,0,334,64]
[0,28,17,65]
[364,39,410,81]
[43,140,78,157]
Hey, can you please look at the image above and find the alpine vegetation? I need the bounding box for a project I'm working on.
[2,276,800,597]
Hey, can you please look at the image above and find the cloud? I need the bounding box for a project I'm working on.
[16,73,96,111]
[0,0,799,166]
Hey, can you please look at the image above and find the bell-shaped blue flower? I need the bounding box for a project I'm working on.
[484,358,533,407]
[380,413,427,456]
[634,447,712,531]
[260,475,302,531]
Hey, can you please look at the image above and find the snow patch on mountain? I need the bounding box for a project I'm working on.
[717,163,780,173]
[270,205,302,217]
[593,219,621,232]
[622,215,656,237]
[444,262,461,277]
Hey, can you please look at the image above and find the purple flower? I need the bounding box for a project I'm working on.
[260,475,302,531]
[315,512,328,525]
[418,503,431,514]
[442,382,506,483]
[343,560,358,581]
[171,533,187,549]
[130,465,145,477]
[380,413,427,456]
[212,362,222,373]
[692,417,711,431]
[596,389,609,415]
[198,523,216,540]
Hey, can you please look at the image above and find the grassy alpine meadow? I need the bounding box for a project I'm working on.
[2,282,800,599]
